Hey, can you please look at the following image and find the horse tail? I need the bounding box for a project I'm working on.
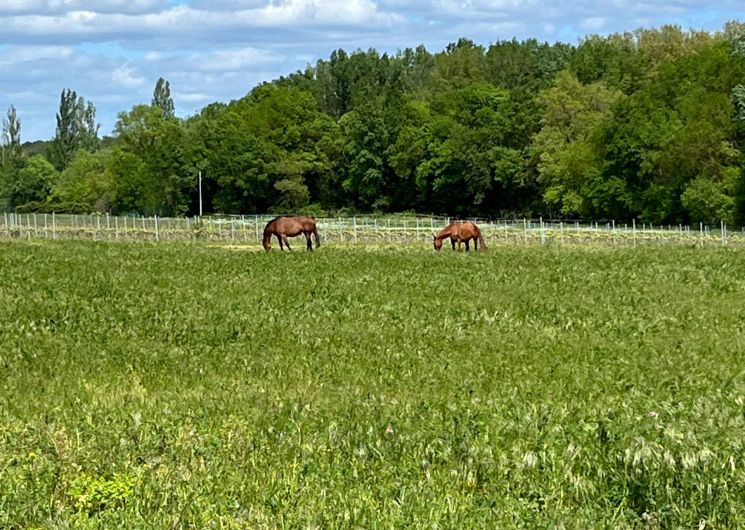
[478,231,487,251]
[313,224,321,247]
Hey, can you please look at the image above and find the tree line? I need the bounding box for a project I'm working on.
[2,23,745,224]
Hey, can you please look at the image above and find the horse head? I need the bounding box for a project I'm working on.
[433,233,443,251]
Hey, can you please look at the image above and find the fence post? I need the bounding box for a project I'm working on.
[353,216,357,243]
[52,212,56,239]
[523,218,527,244]
[722,219,726,246]
[699,222,703,247]
[632,219,637,248]
[540,217,545,245]
[155,215,160,242]
[96,215,101,240]
[339,217,343,242]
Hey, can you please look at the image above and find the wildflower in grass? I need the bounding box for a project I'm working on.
[649,410,658,418]
[385,425,394,435]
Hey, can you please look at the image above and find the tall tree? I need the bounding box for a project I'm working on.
[2,105,22,166]
[152,77,175,118]
[49,89,99,171]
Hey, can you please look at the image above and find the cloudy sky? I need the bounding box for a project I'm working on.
[1,0,742,141]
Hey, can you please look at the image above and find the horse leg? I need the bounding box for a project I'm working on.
[282,235,292,251]
[451,238,456,251]
[305,232,313,251]
[276,234,284,251]
[473,237,478,251]
[465,240,470,252]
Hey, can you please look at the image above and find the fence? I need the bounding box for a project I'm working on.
[1,212,743,248]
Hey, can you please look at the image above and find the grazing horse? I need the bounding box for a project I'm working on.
[262,216,320,252]
[433,221,486,252]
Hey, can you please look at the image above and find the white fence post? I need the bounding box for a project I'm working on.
[540,217,545,245]
[722,220,726,246]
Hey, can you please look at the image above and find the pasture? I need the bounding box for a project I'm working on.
[2,240,745,528]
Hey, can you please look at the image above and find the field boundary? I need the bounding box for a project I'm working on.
[1,212,742,247]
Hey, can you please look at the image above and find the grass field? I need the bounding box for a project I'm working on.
[3,241,745,528]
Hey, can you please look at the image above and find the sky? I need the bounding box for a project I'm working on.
[1,0,743,141]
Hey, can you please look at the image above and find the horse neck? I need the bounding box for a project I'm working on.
[263,223,275,243]
[435,227,452,241]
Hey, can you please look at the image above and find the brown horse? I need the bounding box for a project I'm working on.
[263,216,320,252]
[433,221,487,252]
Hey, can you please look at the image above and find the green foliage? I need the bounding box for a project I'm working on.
[51,150,115,212]
[4,241,745,527]
[531,71,624,217]
[68,472,137,515]
[49,89,100,171]
[5,22,745,222]
[1,155,58,208]
[2,105,22,161]
[112,105,190,215]
[681,170,738,224]
[151,77,175,119]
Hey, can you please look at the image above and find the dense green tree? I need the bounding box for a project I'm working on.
[49,89,99,171]
[112,105,190,215]
[8,21,745,222]
[4,155,58,207]
[2,106,22,164]
[530,71,624,217]
[152,77,175,118]
[50,150,114,212]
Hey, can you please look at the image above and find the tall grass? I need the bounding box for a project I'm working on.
[2,241,745,528]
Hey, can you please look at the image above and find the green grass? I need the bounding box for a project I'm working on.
[3,241,745,528]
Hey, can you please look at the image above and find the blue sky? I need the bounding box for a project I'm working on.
[1,0,742,141]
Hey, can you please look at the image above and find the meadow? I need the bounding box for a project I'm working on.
[2,240,745,528]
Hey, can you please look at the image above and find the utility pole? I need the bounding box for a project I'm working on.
[198,169,203,216]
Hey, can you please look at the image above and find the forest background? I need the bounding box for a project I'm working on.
[3,22,745,225]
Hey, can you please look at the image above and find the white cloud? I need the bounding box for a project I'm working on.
[112,64,145,88]
[581,16,606,31]
[0,0,166,14]
[0,1,400,44]
[0,44,73,66]
[188,47,282,72]
[1,0,743,140]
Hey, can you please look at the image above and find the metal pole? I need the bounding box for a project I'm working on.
[199,170,203,216]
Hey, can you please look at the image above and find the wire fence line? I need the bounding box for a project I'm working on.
[1,212,743,248]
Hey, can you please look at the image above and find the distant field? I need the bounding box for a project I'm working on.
[3,241,745,528]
